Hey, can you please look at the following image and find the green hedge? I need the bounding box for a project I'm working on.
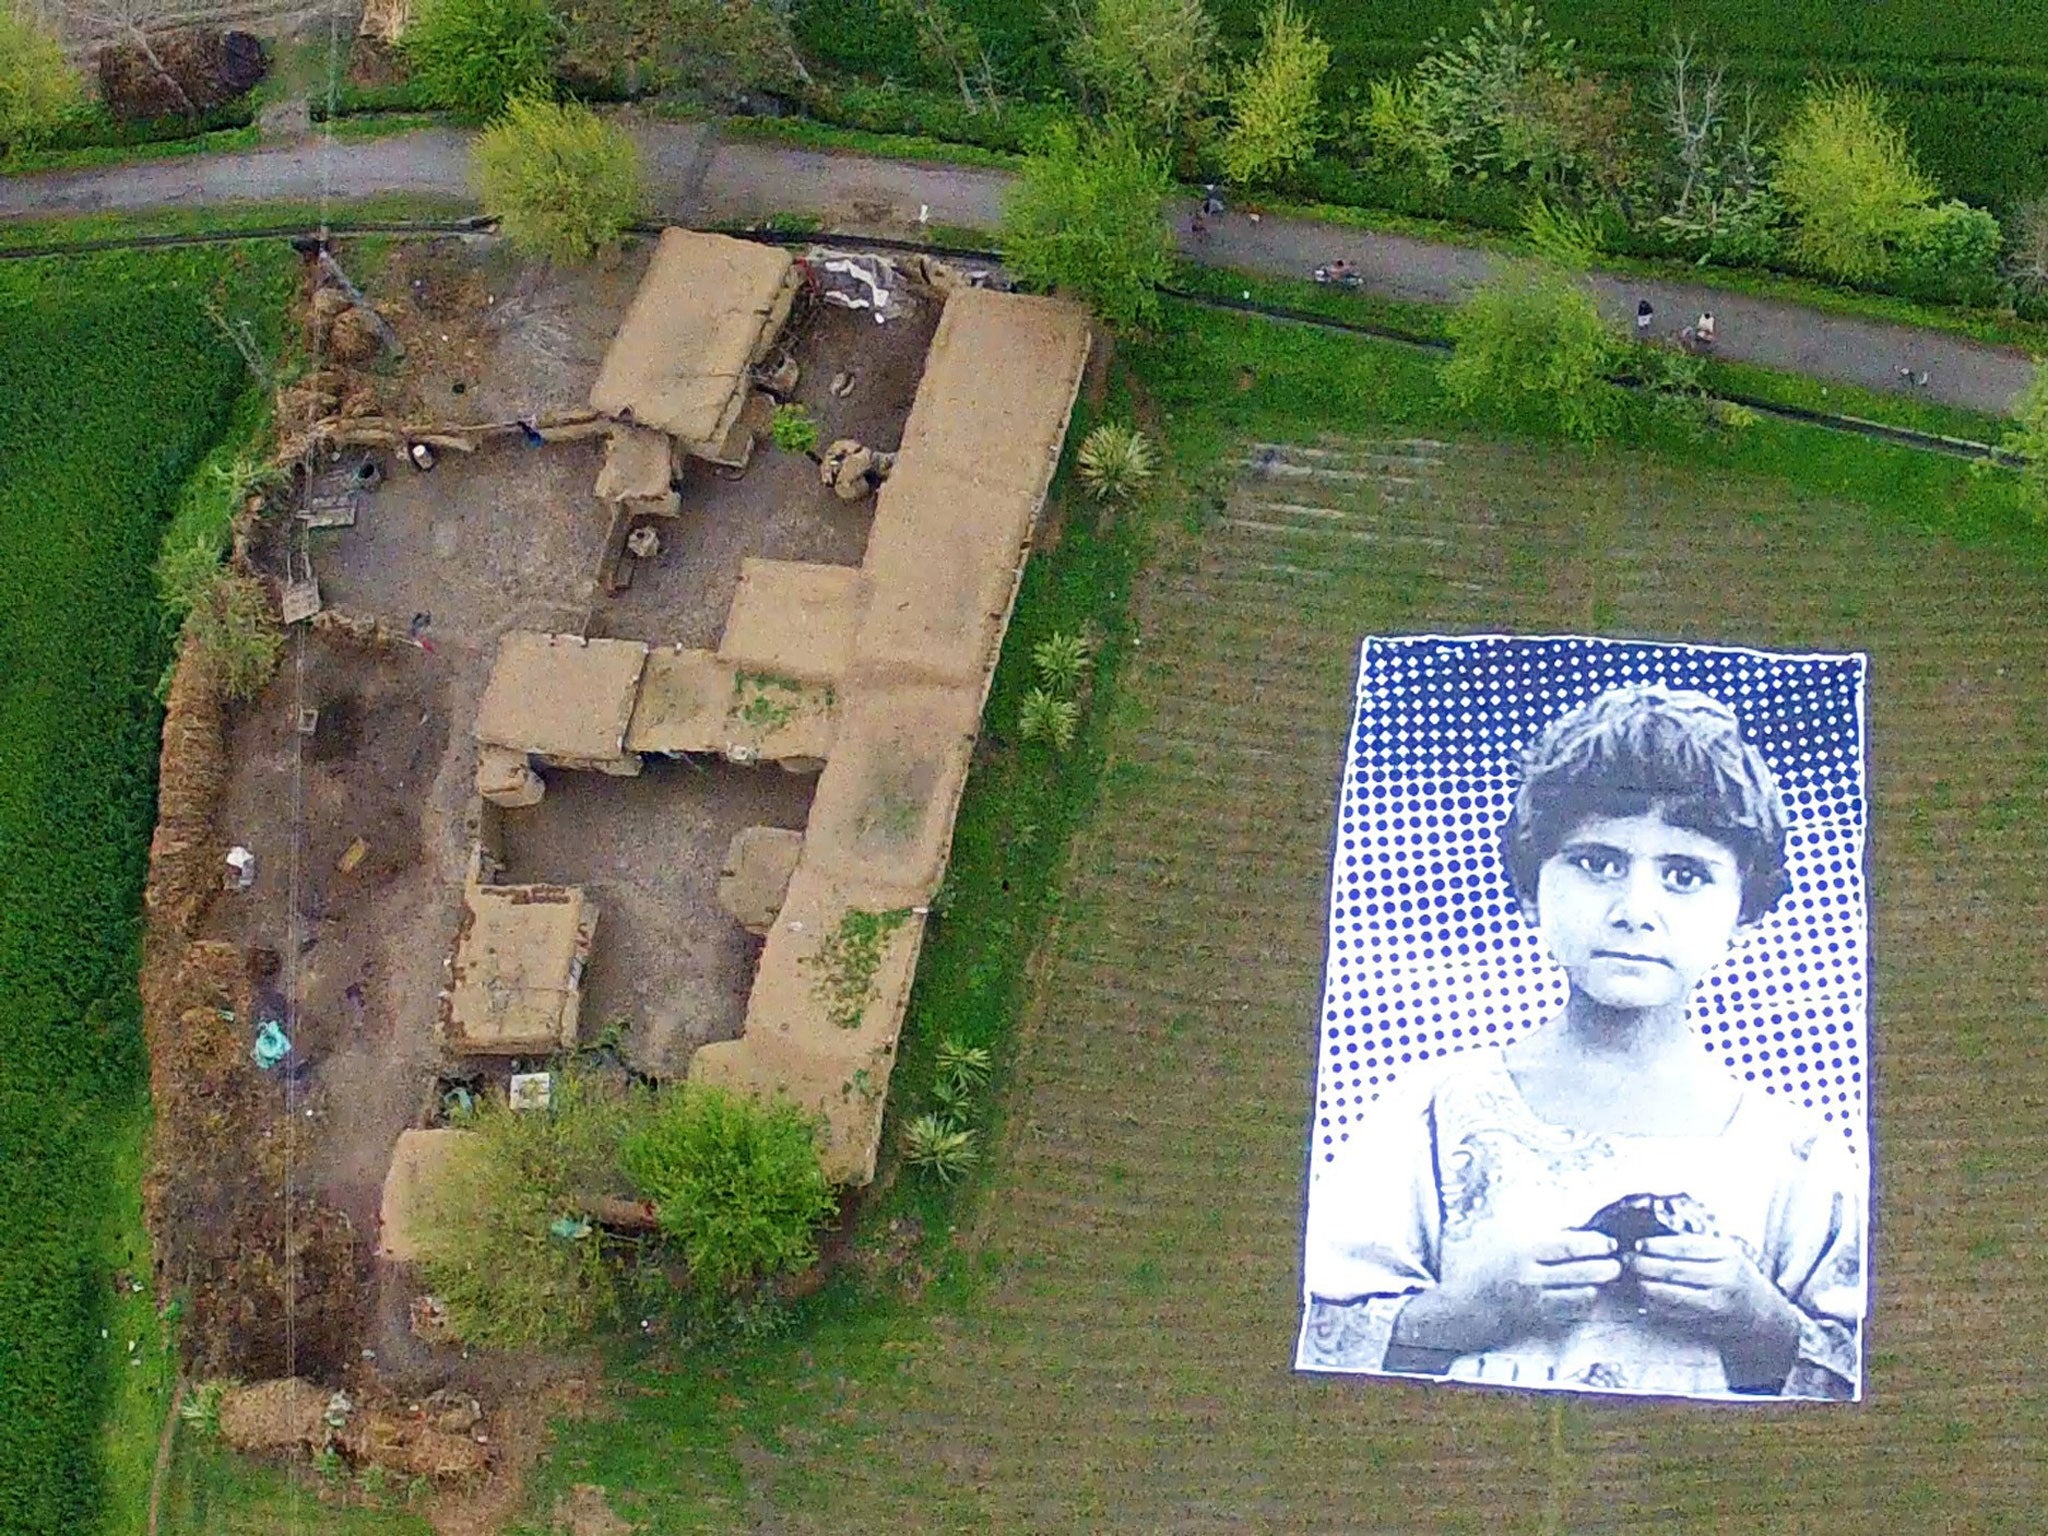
[0,245,294,1536]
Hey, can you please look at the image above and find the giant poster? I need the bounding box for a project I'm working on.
[1298,637,1870,1401]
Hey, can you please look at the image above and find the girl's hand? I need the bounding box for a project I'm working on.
[1393,1229,1622,1358]
[1632,1234,1802,1388]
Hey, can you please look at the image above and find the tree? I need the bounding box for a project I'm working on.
[1441,260,1620,442]
[1000,120,1175,333]
[621,1086,834,1298]
[2005,194,2048,309]
[403,0,559,118]
[473,94,641,263]
[1064,0,1219,153]
[1771,80,1935,283]
[417,1073,645,1349]
[0,9,81,157]
[1651,34,1778,265]
[1220,0,1328,187]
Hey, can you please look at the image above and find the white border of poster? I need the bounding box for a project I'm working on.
[1297,635,1870,1402]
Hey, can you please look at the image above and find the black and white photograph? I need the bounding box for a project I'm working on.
[1298,637,1870,1402]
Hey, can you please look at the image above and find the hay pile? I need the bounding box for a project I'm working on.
[217,1378,329,1455]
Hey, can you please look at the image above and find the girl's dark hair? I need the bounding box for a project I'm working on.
[1500,684,1791,924]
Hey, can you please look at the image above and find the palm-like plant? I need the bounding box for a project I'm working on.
[902,1113,980,1184]
[935,1037,993,1093]
[1075,422,1156,501]
[1020,687,1080,751]
[1031,630,1095,693]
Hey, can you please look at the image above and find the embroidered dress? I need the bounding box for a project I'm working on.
[1298,1047,1864,1400]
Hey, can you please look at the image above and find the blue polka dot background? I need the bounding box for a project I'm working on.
[1315,636,1870,1166]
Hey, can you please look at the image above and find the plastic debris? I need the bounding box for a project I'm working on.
[251,1020,292,1070]
[509,1072,553,1111]
[548,1216,592,1242]
[225,845,257,890]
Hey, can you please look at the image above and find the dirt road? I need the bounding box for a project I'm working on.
[0,120,2033,414]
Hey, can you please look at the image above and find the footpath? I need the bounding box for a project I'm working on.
[0,119,2034,415]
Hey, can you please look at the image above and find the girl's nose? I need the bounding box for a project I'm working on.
[1606,868,1663,929]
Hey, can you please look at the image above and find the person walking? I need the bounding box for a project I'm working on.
[1636,300,1655,337]
[1202,184,1226,219]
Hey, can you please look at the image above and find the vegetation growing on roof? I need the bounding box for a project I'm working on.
[807,907,914,1029]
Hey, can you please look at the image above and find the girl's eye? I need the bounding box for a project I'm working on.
[1570,851,1625,878]
[1664,862,1710,892]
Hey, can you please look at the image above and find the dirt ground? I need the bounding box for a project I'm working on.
[198,634,457,1243]
[594,284,942,648]
[495,759,817,1074]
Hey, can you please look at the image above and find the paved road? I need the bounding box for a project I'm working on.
[1,120,2033,415]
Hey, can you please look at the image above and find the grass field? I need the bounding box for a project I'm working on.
[0,245,294,1536]
[475,303,2048,1530]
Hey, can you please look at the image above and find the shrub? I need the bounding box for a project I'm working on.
[403,0,560,117]
[1892,199,2004,306]
[1019,687,1081,751]
[1441,260,1620,442]
[1064,0,1219,154]
[2005,362,2048,521]
[473,94,639,263]
[1522,196,1601,267]
[1075,421,1157,500]
[1220,0,1329,187]
[417,1072,643,1348]
[1772,80,1935,284]
[184,568,283,701]
[771,402,819,454]
[0,10,82,157]
[901,1113,979,1184]
[1001,120,1175,333]
[622,1086,834,1297]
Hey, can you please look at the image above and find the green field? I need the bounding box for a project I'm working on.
[469,304,2048,1529]
[796,0,2048,213]
[0,246,293,1536]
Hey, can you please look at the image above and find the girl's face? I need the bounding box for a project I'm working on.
[1524,808,1746,1011]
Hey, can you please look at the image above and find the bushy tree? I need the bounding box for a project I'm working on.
[1064,0,1219,153]
[1001,120,1175,333]
[473,95,641,262]
[621,1086,834,1298]
[0,9,81,157]
[418,1073,644,1349]
[1220,0,1328,186]
[403,0,559,117]
[1771,80,1935,283]
[1893,199,2003,306]
[1441,260,1620,441]
[1403,2,1572,186]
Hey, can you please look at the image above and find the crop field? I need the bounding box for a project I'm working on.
[486,306,2048,1530]
[0,244,294,1536]
[796,0,2048,211]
